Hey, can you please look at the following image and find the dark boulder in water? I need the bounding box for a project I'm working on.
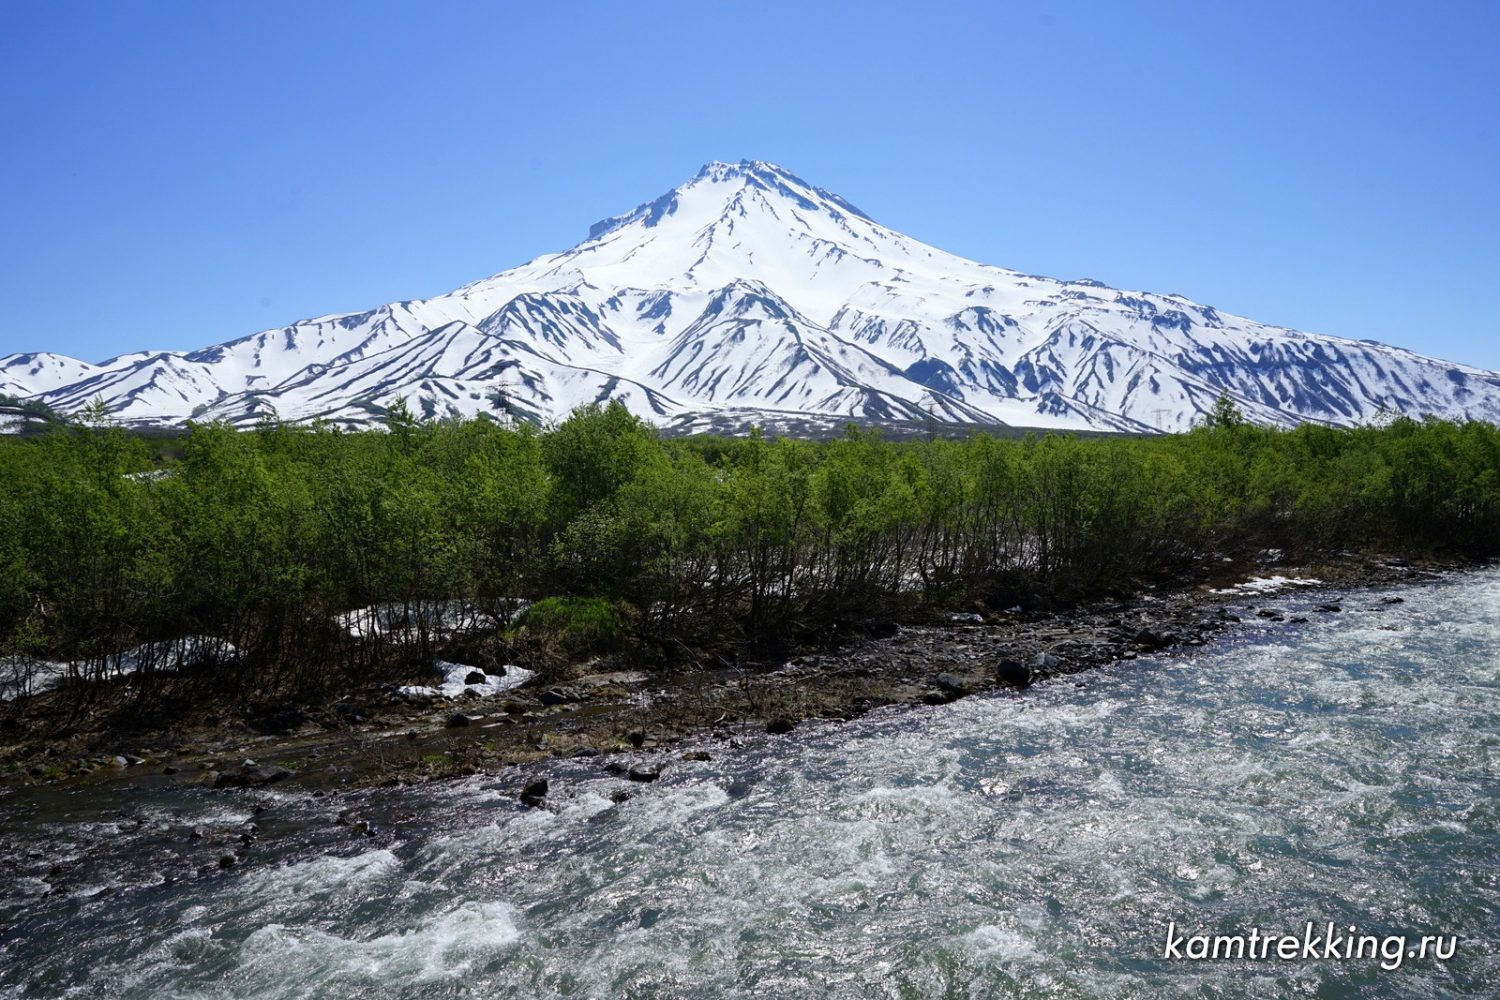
[1134,628,1175,650]
[627,763,662,783]
[924,673,971,703]
[445,712,471,728]
[765,718,795,735]
[464,671,487,686]
[996,658,1032,688]
[520,777,548,808]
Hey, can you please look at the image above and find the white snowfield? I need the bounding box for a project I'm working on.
[0,635,239,702]
[6,160,1499,433]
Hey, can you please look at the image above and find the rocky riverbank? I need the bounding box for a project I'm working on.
[0,552,1469,807]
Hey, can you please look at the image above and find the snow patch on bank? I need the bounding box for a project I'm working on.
[0,635,239,702]
[396,661,535,703]
[1211,575,1324,595]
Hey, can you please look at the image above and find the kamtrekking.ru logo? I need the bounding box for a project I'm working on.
[1162,921,1458,971]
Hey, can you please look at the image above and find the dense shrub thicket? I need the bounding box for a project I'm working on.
[2,401,1498,712]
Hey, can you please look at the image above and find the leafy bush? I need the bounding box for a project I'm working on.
[518,596,630,656]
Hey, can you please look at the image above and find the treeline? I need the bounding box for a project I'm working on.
[2,402,1498,715]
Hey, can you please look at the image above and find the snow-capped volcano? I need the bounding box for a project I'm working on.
[6,159,1500,433]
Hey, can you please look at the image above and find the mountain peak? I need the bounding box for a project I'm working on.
[693,159,795,183]
[7,161,1500,435]
[587,159,874,243]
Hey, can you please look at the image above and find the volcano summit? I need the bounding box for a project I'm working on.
[6,160,1498,433]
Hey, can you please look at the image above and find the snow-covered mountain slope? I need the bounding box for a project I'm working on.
[0,353,101,397]
[6,159,1500,433]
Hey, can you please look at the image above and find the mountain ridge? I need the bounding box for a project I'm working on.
[6,159,1499,433]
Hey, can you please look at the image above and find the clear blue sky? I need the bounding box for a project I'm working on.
[2,0,1497,368]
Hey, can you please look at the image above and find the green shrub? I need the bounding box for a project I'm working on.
[519,596,630,655]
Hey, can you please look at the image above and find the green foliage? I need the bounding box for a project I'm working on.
[1205,391,1246,431]
[519,596,629,655]
[1,407,1498,715]
[541,401,660,523]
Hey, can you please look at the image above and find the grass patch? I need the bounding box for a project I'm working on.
[518,596,630,657]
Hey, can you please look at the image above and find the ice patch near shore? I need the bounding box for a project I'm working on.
[396,661,535,702]
[1211,575,1324,595]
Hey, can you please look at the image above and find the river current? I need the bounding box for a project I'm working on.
[2,569,1497,998]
